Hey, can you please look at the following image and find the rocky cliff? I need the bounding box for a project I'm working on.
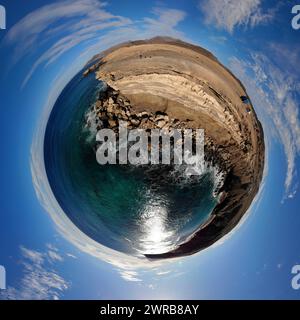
[84,37,265,259]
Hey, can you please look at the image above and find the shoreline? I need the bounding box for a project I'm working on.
[84,37,265,259]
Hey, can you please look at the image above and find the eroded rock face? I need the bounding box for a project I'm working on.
[92,87,186,131]
[85,37,265,259]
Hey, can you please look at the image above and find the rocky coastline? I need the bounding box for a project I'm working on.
[83,37,265,259]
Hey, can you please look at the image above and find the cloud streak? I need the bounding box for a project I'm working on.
[229,49,300,199]
[0,245,69,300]
[4,0,132,88]
[142,7,186,38]
[199,0,275,33]
[2,0,187,88]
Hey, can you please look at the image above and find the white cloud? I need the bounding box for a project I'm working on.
[268,43,300,96]
[4,0,129,60]
[47,250,64,263]
[1,246,69,300]
[20,246,45,265]
[2,0,132,87]
[142,7,186,38]
[229,50,300,199]
[119,270,142,282]
[199,0,275,33]
[209,35,228,44]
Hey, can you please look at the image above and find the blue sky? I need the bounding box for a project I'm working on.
[0,0,300,299]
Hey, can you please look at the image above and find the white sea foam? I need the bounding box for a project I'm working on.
[83,107,226,197]
[83,104,102,144]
